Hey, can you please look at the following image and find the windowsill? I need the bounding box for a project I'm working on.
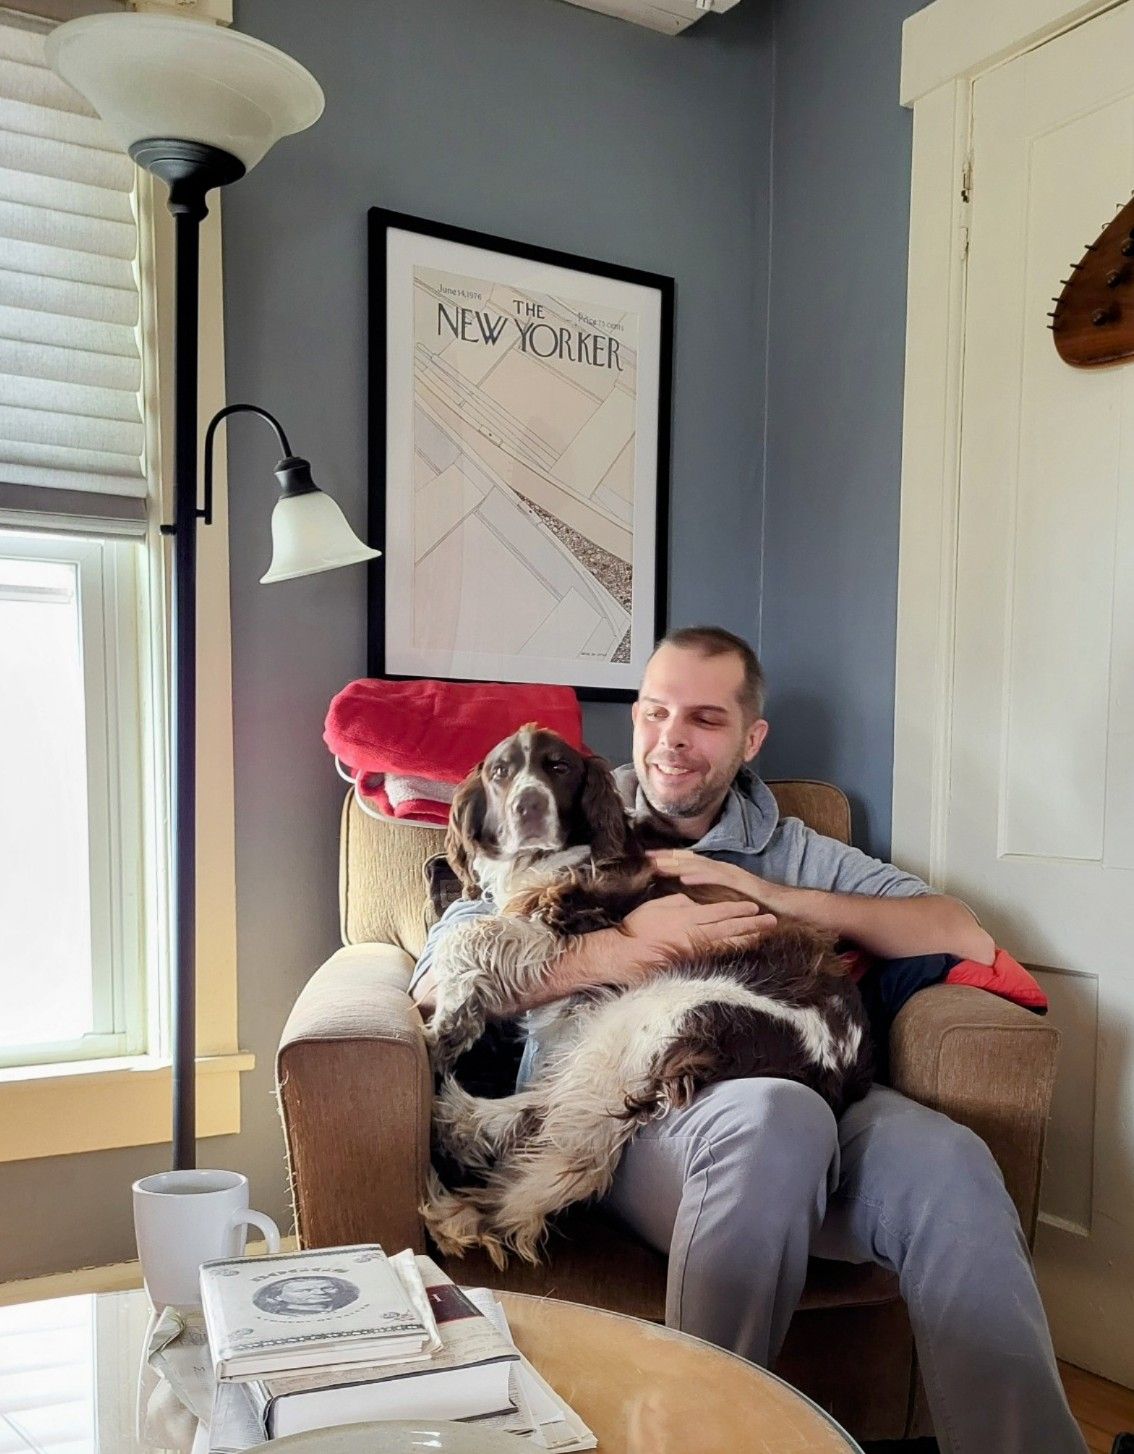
[0,1051,256,1163]
[0,1051,253,1084]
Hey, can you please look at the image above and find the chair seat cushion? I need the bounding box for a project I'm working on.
[436,1209,900,1321]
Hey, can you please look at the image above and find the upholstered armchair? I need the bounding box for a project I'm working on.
[276,782,1059,1444]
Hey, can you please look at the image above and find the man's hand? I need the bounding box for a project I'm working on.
[617,893,777,985]
[649,848,791,914]
[648,849,995,964]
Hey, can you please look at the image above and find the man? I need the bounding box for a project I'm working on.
[411,627,1085,1454]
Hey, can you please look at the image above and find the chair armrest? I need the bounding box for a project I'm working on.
[276,943,432,1254]
[889,984,1059,1243]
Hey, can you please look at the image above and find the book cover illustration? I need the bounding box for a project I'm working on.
[202,1245,427,1356]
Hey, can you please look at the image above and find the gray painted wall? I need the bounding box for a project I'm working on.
[1,0,774,1279]
[758,0,926,857]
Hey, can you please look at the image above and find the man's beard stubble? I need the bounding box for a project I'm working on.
[641,744,748,823]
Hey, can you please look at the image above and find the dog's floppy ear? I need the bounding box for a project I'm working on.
[445,765,487,900]
[578,753,631,863]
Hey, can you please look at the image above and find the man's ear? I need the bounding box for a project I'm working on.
[578,753,631,863]
[744,718,769,762]
[445,765,487,900]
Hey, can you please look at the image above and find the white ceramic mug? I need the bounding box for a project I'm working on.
[132,1168,280,1309]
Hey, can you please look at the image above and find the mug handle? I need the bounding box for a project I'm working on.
[226,1209,281,1257]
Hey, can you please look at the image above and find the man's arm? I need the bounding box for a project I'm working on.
[654,851,995,965]
[772,882,994,964]
[411,894,778,1017]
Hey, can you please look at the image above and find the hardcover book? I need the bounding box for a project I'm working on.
[199,1243,430,1381]
[247,1254,520,1438]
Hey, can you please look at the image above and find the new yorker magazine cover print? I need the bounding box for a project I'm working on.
[371,211,672,700]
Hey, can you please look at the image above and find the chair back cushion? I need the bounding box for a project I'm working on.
[339,778,853,958]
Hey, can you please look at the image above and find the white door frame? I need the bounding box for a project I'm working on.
[892,0,1126,880]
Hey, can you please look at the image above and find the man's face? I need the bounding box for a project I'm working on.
[632,644,768,825]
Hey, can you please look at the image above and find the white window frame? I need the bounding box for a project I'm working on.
[0,0,251,1160]
[0,529,148,1070]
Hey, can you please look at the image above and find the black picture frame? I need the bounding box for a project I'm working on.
[368,207,673,702]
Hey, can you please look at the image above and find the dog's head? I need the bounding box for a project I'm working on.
[446,724,631,897]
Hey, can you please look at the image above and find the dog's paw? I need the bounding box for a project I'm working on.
[426,1004,486,1073]
[480,1229,510,1271]
[421,1181,508,1266]
[496,1213,550,1267]
[421,1180,484,1256]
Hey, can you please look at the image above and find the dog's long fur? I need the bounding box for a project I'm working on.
[422,726,872,1267]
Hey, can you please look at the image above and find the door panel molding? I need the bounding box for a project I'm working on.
[893,0,1127,879]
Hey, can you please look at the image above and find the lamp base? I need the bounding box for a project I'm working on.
[129,138,245,218]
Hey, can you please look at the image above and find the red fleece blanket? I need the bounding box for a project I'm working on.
[943,948,1046,1009]
[324,678,583,823]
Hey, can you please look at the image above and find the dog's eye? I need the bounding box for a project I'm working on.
[490,763,510,780]
[546,759,569,773]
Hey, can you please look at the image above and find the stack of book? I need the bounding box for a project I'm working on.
[198,1243,595,1452]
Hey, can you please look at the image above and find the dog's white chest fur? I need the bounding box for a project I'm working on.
[472,845,592,904]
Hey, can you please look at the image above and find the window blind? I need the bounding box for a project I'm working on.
[0,10,147,535]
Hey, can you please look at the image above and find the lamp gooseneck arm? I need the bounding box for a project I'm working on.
[200,404,294,527]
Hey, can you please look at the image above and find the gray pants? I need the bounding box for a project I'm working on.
[603,1079,1086,1454]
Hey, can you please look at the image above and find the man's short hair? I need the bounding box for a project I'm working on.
[656,626,766,721]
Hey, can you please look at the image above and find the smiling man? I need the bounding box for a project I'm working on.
[410,626,1086,1454]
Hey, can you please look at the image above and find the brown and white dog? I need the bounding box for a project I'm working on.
[423,724,872,1267]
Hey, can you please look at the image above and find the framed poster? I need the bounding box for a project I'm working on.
[368,208,673,701]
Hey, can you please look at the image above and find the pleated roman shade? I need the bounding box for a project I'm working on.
[0,11,147,536]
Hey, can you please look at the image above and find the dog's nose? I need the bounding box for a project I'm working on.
[512,788,548,824]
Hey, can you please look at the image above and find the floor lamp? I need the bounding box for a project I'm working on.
[46,15,378,1170]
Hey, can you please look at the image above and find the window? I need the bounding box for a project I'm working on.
[0,530,150,1068]
[0,6,245,1160]
[0,11,161,1077]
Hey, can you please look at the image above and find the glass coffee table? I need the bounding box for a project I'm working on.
[0,1287,863,1452]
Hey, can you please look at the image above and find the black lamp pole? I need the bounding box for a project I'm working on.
[137,141,244,1171]
[136,148,346,1171]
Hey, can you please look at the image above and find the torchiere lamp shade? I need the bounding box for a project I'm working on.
[44,12,324,172]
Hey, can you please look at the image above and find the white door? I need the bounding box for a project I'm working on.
[945,0,1134,1383]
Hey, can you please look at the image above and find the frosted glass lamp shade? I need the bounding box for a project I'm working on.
[45,13,324,172]
[261,489,379,585]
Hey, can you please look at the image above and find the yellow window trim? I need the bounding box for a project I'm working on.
[0,1053,255,1162]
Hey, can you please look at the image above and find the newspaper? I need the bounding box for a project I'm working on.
[145,1306,216,1423]
[465,1290,597,1452]
[206,1381,265,1454]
